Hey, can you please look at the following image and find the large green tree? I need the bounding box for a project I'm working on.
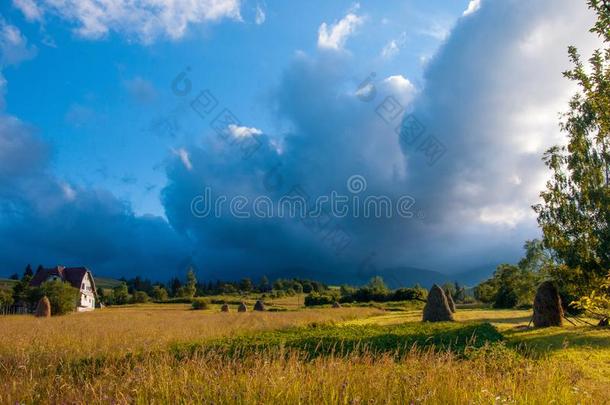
[534,0,610,296]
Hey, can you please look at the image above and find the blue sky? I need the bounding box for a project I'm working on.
[2,0,462,215]
[0,0,600,282]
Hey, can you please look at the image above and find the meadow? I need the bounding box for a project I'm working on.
[0,303,609,404]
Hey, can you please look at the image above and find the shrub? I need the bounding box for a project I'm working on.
[304,293,335,306]
[32,280,79,316]
[112,282,130,305]
[132,291,150,303]
[493,285,519,309]
[151,285,169,301]
[0,289,14,307]
[191,298,210,310]
[159,297,195,304]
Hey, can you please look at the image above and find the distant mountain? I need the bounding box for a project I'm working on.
[267,263,497,289]
[452,264,497,286]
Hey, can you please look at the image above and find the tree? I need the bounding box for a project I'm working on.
[9,273,19,280]
[32,280,79,315]
[169,277,182,297]
[367,276,388,294]
[178,268,197,298]
[572,271,610,323]
[534,1,610,296]
[474,241,546,308]
[151,285,169,301]
[239,278,253,292]
[23,264,33,278]
[258,276,270,292]
[302,282,314,294]
[12,275,32,306]
[131,291,150,304]
[442,283,456,299]
[0,289,14,307]
[273,280,284,291]
[113,282,130,305]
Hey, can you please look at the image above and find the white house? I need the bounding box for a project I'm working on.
[30,266,98,311]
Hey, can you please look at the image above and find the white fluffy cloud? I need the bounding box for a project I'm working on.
[0,19,36,107]
[11,0,43,22]
[255,4,266,25]
[463,0,482,16]
[380,32,406,59]
[317,12,364,51]
[172,147,193,171]
[12,0,243,43]
[0,18,36,66]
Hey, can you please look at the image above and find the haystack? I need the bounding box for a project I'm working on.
[422,284,454,322]
[445,289,456,313]
[220,304,229,312]
[238,302,247,312]
[332,301,342,308]
[35,296,51,318]
[533,281,563,327]
[253,300,265,311]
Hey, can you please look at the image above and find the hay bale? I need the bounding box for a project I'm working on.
[533,281,563,327]
[35,296,51,318]
[238,302,247,312]
[445,289,456,313]
[253,300,265,311]
[422,284,454,322]
[332,301,342,308]
[220,304,229,312]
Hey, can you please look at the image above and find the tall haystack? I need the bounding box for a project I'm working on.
[445,289,456,313]
[533,281,563,327]
[220,303,229,312]
[35,296,51,318]
[238,302,247,312]
[332,301,342,308]
[253,300,265,311]
[422,284,454,322]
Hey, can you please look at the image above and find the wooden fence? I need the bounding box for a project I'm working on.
[0,305,30,316]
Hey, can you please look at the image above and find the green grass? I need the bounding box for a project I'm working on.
[1,305,609,403]
[94,277,123,289]
[173,321,503,358]
[0,278,17,291]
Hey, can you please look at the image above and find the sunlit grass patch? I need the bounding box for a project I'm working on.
[173,321,504,359]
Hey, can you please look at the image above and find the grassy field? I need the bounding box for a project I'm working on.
[0,277,17,291]
[0,304,608,404]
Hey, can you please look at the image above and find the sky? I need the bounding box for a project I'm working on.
[0,0,601,282]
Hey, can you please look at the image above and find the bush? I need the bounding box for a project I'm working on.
[191,298,210,310]
[304,292,336,306]
[32,280,79,315]
[493,285,519,309]
[132,291,150,303]
[0,289,14,307]
[158,297,195,304]
[112,282,130,305]
[151,285,169,301]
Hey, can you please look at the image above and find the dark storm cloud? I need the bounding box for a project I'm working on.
[0,114,190,279]
[0,0,600,284]
[159,0,598,282]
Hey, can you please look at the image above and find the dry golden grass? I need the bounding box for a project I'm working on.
[0,344,602,404]
[1,304,609,404]
[0,304,381,358]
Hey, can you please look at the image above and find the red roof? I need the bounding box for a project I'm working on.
[30,266,94,291]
